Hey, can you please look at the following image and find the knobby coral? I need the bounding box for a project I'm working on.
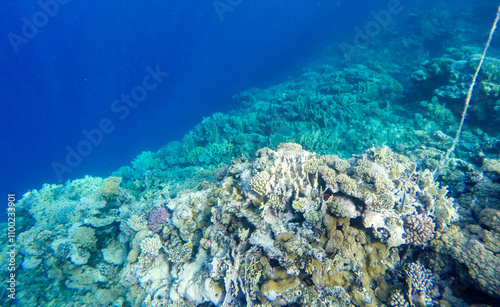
[403,214,436,246]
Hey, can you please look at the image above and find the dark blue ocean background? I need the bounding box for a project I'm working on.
[0,0,367,220]
[0,0,497,221]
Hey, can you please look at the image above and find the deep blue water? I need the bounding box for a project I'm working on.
[1,0,379,219]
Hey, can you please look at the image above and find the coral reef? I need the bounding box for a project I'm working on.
[2,10,500,303]
[431,224,500,298]
[424,155,500,300]
[6,144,462,306]
[411,51,500,134]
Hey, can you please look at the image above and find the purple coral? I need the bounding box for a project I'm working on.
[403,214,435,246]
[148,207,171,233]
[215,165,229,180]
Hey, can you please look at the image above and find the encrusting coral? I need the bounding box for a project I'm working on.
[431,224,500,299]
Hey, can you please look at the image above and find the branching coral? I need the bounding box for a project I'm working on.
[403,262,436,306]
[139,234,163,257]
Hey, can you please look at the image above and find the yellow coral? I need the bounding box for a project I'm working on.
[250,171,271,196]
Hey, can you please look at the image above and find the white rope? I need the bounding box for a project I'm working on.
[444,4,500,161]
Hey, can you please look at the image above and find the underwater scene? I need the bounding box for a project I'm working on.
[2,0,500,306]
